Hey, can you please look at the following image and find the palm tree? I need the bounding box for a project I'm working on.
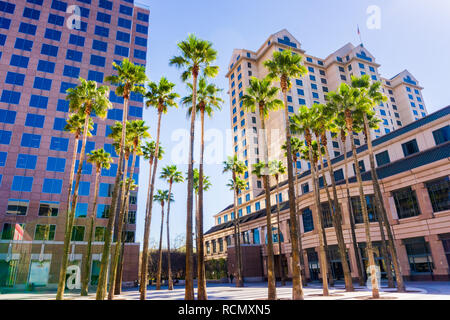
[140,141,164,294]
[264,49,308,300]
[328,82,380,298]
[160,165,185,290]
[240,76,283,300]
[223,156,247,288]
[352,75,405,291]
[115,120,150,295]
[290,106,329,296]
[80,149,113,296]
[95,59,146,300]
[281,137,307,286]
[139,77,178,300]
[57,78,111,300]
[170,34,218,300]
[183,78,223,300]
[312,103,354,291]
[154,190,174,290]
[267,160,287,286]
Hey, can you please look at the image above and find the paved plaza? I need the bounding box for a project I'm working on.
[1,281,450,300]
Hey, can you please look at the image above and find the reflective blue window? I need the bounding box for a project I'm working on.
[33,77,52,90]
[302,208,314,232]
[134,49,146,60]
[10,55,29,68]
[94,25,109,37]
[0,1,15,14]
[23,7,40,20]
[48,13,64,26]
[21,133,41,148]
[0,109,16,124]
[16,154,37,169]
[51,0,67,11]
[129,106,143,118]
[0,17,10,29]
[114,45,129,57]
[42,178,63,194]
[49,137,69,151]
[37,60,56,73]
[137,12,149,22]
[63,65,80,78]
[92,39,108,52]
[104,144,118,157]
[41,43,58,57]
[101,163,117,177]
[72,181,90,196]
[44,28,61,41]
[88,70,104,83]
[56,99,69,112]
[135,36,147,47]
[15,38,33,51]
[19,22,36,35]
[107,109,123,121]
[75,203,88,217]
[12,176,33,192]
[118,17,131,29]
[119,4,133,16]
[69,34,85,46]
[0,130,11,145]
[60,82,76,94]
[90,54,105,67]
[99,183,113,197]
[1,90,21,104]
[116,31,130,43]
[25,113,45,128]
[99,0,112,10]
[66,49,83,62]
[46,157,66,172]
[77,141,95,154]
[53,118,66,131]
[74,160,93,175]
[0,151,6,166]
[136,24,148,34]
[96,12,111,23]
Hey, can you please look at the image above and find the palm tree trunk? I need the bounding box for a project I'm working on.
[363,115,405,292]
[156,202,165,290]
[260,112,276,300]
[140,111,163,300]
[57,112,90,300]
[232,185,243,288]
[347,113,379,299]
[108,155,129,300]
[197,109,208,299]
[294,161,307,286]
[81,168,100,296]
[322,141,354,291]
[96,94,129,300]
[307,136,329,296]
[274,177,285,286]
[281,86,303,300]
[341,133,365,286]
[139,157,154,295]
[167,182,174,290]
[185,73,198,300]
[115,151,138,295]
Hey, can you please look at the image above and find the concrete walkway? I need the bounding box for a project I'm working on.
[1,281,450,300]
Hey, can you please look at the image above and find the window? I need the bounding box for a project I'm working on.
[90,54,106,67]
[136,24,148,34]
[75,203,88,217]
[23,7,40,20]
[33,77,52,91]
[19,22,37,35]
[51,0,67,11]
[97,204,110,219]
[128,211,136,224]
[6,199,28,216]
[404,237,433,273]
[302,208,314,232]
[44,28,61,41]
[401,139,419,157]
[352,160,366,174]
[42,178,63,194]
[41,43,58,57]
[34,225,56,241]
[37,60,56,73]
[0,109,16,124]
[63,65,80,78]
[25,113,45,128]
[12,176,33,192]
[137,12,149,22]
[134,49,146,60]
[119,4,133,16]
[114,45,129,57]
[393,187,421,219]
[38,201,59,217]
[48,13,64,26]
[49,137,69,151]
[92,40,107,52]
[46,157,66,172]
[95,226,106,241]
[88,70,104,83]
[60,82,76,94]
[375,150,390,166]
[69,34,85,47]
[16,154,37,170]
[1,223,25,240]
[77,141,95,154]
[57,99,69,112]
[118,17,131,29]
[72,226,86,242]
[94,25,109,37]
[333,169,344,182]
[66,49,83,62]
[99,183,113,197]
[97,12,111,23]
[302,182,309,194]
[426,178,450,213]
[19,133,40,149]
[320,202,333,228]
[99,0,112,10]
[10,55,29,68]
[15,38,33,51]
[350,195,377,224]
[432,126,449,145]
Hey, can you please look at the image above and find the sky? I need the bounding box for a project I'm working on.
[135,0,450,249]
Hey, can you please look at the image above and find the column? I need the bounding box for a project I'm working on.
[412,183,434,219]
[427,234,449,280]
[387,192,399,221]
[396,239,411,280]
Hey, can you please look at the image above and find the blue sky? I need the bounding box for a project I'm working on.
[136,0,450,248]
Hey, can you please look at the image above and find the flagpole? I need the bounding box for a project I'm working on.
[358,24,364,47]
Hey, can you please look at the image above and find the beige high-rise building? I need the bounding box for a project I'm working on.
[224,29,428,216]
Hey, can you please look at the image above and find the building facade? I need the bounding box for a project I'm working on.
[205,30,449,282]
[225,29,428,205]
[0,0,149,290]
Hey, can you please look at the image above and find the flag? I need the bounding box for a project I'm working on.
[357,25,361,36]
[13,224,24,241]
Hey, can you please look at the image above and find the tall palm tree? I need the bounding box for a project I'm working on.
[170,34,218,300]
[290,106,329,296]
[140,77,178,300]
[96,59,147,300]
[352,75,405,291]
[183,78,223,300]
[281,137,307,286]
[223,156,247,288]
[240,76,283,300]
[264,49,308,300]
[268,160,287,286]
[115,120,150,295]
[154,190,173,290]
[160,165,185,290]
[140,141,164,294]
[81,149,113,296]
[57,78,111,300]
[328,83,380,298]
[312,103,354,291]
[334,115,366,286]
